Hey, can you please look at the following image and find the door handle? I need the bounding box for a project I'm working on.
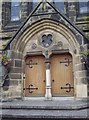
[52,80,55,82]
[43,80,45,82]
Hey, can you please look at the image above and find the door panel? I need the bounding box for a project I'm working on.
[51,54,74,96]
[24,56,45,97]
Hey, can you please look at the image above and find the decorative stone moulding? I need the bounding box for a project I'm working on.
[41,34,53,48]
[31,43,37,49]
[57,41,63,47]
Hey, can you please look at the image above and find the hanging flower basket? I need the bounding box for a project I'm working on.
[1,54,11,67]
[80,51,89,56]
[80,51,89,62]
[80,51,89,70]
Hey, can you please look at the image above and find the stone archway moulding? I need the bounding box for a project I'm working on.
[11,19,80,54]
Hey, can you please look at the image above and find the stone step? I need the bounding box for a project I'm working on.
[1,108,88,119]
[2,100,89,110]
[1,100,89,119]
[2,104,88,110]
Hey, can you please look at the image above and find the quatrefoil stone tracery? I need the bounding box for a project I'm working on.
[41,34,53,48]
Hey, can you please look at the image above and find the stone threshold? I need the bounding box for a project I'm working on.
[24,97,74,100]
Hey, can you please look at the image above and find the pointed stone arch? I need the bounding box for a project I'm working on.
[11,19,80,55]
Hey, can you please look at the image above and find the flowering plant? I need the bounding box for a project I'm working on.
[1,54,11,67]
[81,51,89,56]
[80,51,89,69]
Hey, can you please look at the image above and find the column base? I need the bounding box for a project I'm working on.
[45,86,52,100]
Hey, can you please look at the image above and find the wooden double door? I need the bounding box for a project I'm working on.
[24,54,74,97]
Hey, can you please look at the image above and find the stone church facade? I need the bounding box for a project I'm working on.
[1,0,89,101]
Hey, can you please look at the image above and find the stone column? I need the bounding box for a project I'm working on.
[45,58,52,100]
[75,55,88,99]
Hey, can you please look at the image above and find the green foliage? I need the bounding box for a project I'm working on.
[81,51,89,56]
[1,54,11,66]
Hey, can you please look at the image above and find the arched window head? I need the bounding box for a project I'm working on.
[11,0,20,21]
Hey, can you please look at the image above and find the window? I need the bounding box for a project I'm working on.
[11,0,20,21]
[33,0,38,9]
[55,0,64,13]
[33,0,64,13]
[79,1,89,14]
[42,34,53,48]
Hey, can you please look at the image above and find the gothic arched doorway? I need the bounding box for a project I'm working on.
[24,53,74,98]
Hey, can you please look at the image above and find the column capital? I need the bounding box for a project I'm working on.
[45,58,51,69]
[43,50,52,59]
[45,58,50,63]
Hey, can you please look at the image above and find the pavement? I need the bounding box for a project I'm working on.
[0,98,89,119]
